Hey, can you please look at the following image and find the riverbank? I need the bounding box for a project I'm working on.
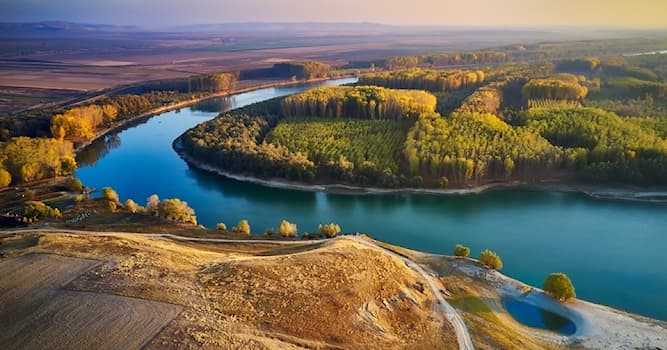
[74,75,356,154]
[174,137,667,203]
[438,254,667,349]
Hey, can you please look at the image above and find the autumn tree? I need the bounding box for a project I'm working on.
[454,244,470,257]
[543,273,576,302]
[278,220,298,237]
[479,249,503,270]
[102,187,120,203]
[158,198,197,224]
[0,168,11,187]
[318,223,341,238]
[232,219,251,235]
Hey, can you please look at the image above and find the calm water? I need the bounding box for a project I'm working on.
[503,298,576,335]
[76,78,667,321]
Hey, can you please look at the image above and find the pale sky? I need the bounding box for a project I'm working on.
[1,0,666,28]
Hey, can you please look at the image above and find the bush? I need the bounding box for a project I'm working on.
[102,187,119,203]
[318,223,342,238]
[22,201,62,223]
[439,176,449,189]
[0,168,12,187]
[278,220,298,237]
[232,219,251,235]
[264,228,275,237]
[75,194,87,202]
[216,223,227,231]
[543,273,576,302]
[107,201,117,212]
[68,178,83,192]
[479,249,503,270]
[454,244,470,257]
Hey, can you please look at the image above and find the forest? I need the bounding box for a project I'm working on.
[359,68,485,92]
[179,52,667,188]
[281,86,437,120]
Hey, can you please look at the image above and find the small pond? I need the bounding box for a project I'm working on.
[503,298,576,335]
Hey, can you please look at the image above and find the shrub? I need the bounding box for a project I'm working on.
[454,244,470,257]
[107,201,117,212]
[479,249,503,270]
[278,220,298,237]
[439,176,449,189]
[318,223,341,238]
[232,219,251,235]
[68,178,83,192]
[0,168,12,187]
[264,228,275,237]
[216,223,227,231]
[146,194,160,216]
[543,273,576,302]
[102,187,119,203]
[75,194,87,202]
[22,201,61,223]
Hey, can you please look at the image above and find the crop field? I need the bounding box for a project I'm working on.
[265,118,412,171]
[0,253,182,350]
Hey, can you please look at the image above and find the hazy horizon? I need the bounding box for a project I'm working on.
[2,0,666,29]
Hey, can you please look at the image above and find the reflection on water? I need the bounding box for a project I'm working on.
[503,298,576,335]
[77,134,122,167]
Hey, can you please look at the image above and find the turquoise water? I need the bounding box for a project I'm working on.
[76,78,667,321]
[503,298,576,335]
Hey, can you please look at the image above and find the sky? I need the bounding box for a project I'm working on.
[2,0,666,29]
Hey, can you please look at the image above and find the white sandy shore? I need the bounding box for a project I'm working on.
[174,138,667,203]
[447,257,667,349]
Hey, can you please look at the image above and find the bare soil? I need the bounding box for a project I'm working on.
[0,253,182,350]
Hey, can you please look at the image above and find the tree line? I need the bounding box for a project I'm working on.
[281,86,437,120]
[359,68,484,92]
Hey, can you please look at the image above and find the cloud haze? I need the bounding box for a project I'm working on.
[2,0,665,28]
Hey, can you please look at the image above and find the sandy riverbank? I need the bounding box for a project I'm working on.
[445,256,667,349]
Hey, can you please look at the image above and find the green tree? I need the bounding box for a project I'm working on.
[543,273,576,302]
[454,244,470,257]
[479,249,503,270]
[232,219,251,235]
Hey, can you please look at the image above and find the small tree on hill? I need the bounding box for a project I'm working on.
[102,187,119,203]
[124,199,141,214]
[479,249,503,270]
[318,223,341,238]
[454,244,470,257]
[543,273,576,302]
[278,220,298,238]
[232,219,251,235]
[216,223,227,231]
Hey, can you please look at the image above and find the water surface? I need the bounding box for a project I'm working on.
[76,78,667,321]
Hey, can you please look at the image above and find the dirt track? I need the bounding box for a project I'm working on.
[0,253,182,350]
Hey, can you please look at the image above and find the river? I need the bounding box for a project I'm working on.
[76,78,667,321]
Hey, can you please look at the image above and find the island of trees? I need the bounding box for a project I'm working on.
[178,53,667,189]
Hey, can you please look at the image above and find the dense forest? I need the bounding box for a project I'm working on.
[359,68,485,92]
[281,86,437,120]
[179,50,667,188]
[0,137,76,185]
